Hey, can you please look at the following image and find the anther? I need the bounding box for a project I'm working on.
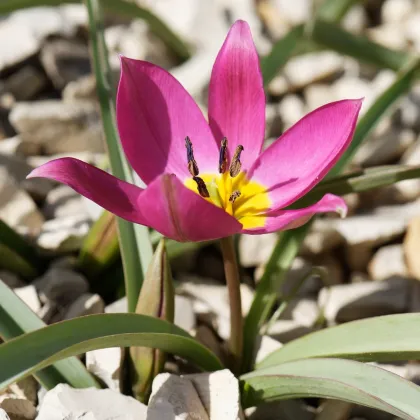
[229,145,244,177]
[193,176,210,198]
[229,190,241,203]
[185,136,199,177]
[218,137,228,174]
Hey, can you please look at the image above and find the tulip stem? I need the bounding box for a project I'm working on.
[220,236,243,372]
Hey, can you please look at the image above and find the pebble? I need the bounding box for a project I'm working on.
[36,215,91,253]
[0,409,9,420]
[14,285,41,314]
[36,384,147,420]
[368,244,408,281]
[404,215,420,281]
[268,52,344,95]
[9,100,104,155]
[239,233,278,268]
[0,167,44,234]
[368,23,408,50]
[268,319,315,344]
[86,347,121,391]
[0,271,25,289]
[382,0,414,23]
[278,94,306,130]
[43,185,91,220]
[0,398,36,420]
[3,66,47,101]
[63,293,105,319]
[273,0,311,25]
[40,40,91,90]
[318,276,410,324]
[174,295,196,332]
[342,5,368,34]
[34,267,88,306]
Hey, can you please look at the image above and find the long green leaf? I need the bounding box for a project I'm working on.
[295,164,420,207]
[243,39,420,375]
[261,0,361,85]
[0,0,190,60]
[85,0,153,312]
[0,313,222,391]
[242,358,420,420]
[330,57,420,176]
[311,19,412,71]
[0,280,98,390]
[241,225,310,372]
[0,220,39,278]
[258,314,420,369]
[316,0,361,21]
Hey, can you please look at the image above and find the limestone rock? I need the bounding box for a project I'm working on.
[0,398,36,420]
[368,244,408,281]
[86,347,121,391]
[36,215,91,253]
[0,167,43,234]
[64,293,104,319]
[0,271,25,289]
[9,100,104,154]
[36,384,147,420]
[404,215,420,281]
[319,276,410,324]
[14,285,41,314]
[34,268,88,306]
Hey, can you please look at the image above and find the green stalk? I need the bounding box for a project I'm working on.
[220,236,243,373]
[84,0,153,312]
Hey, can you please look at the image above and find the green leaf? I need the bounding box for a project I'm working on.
[295,164,420,208]
[78,211,119,279]
[0,313,223,391]
[241,358,420,420]
[243,44,420,375]
[0,280,98,390]
[0,0,190,61]
[85,0,153,312]
[258,314,420,369]
[0,220,39,278]
[261,0,362,86]
[330,56,420,176]
[241,225,310,373]
[316,0,361,21]
[261,25,305,86]
[311,19,412,72]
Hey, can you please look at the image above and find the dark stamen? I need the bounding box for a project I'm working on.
[219,137,228,174]
[193,176,210,198]
[185,136,199,176]
[229,190,241,203]
[229,145,244,177]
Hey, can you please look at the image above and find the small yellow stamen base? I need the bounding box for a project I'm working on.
[185,171,270,229]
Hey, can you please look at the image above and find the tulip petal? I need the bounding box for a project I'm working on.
[248,99,362,210]
[27,158,146,224]
[208,20,265,171]
[241,194,347,234]
[137,174,242,242]
[117,57,219,184]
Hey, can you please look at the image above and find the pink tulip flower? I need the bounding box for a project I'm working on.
[28,20,362,242]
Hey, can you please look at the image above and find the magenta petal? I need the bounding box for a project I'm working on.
[117,57,219,184]
[208,20,265,171]
[249,99,362,210]
[138,174,242,242]
[242,194,347,234]
[27,158,146,224]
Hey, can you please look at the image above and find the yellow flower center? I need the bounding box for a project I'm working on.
[184,166,270,230]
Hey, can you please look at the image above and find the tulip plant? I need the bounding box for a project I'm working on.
[3,0,420,418]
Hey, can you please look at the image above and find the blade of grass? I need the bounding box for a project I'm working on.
[0,280,98,390]
[295,164,420,207]
[316,0,361,21]
[311,18,412,72]
[85,0,153,312]
[0,220,40,278]
[0,313,223,390]
[330,57,420,176]
[261,0,361,85]
[242,52,420,374]
[0,0,190,61]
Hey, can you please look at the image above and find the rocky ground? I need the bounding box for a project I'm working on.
[1,0,420,419]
